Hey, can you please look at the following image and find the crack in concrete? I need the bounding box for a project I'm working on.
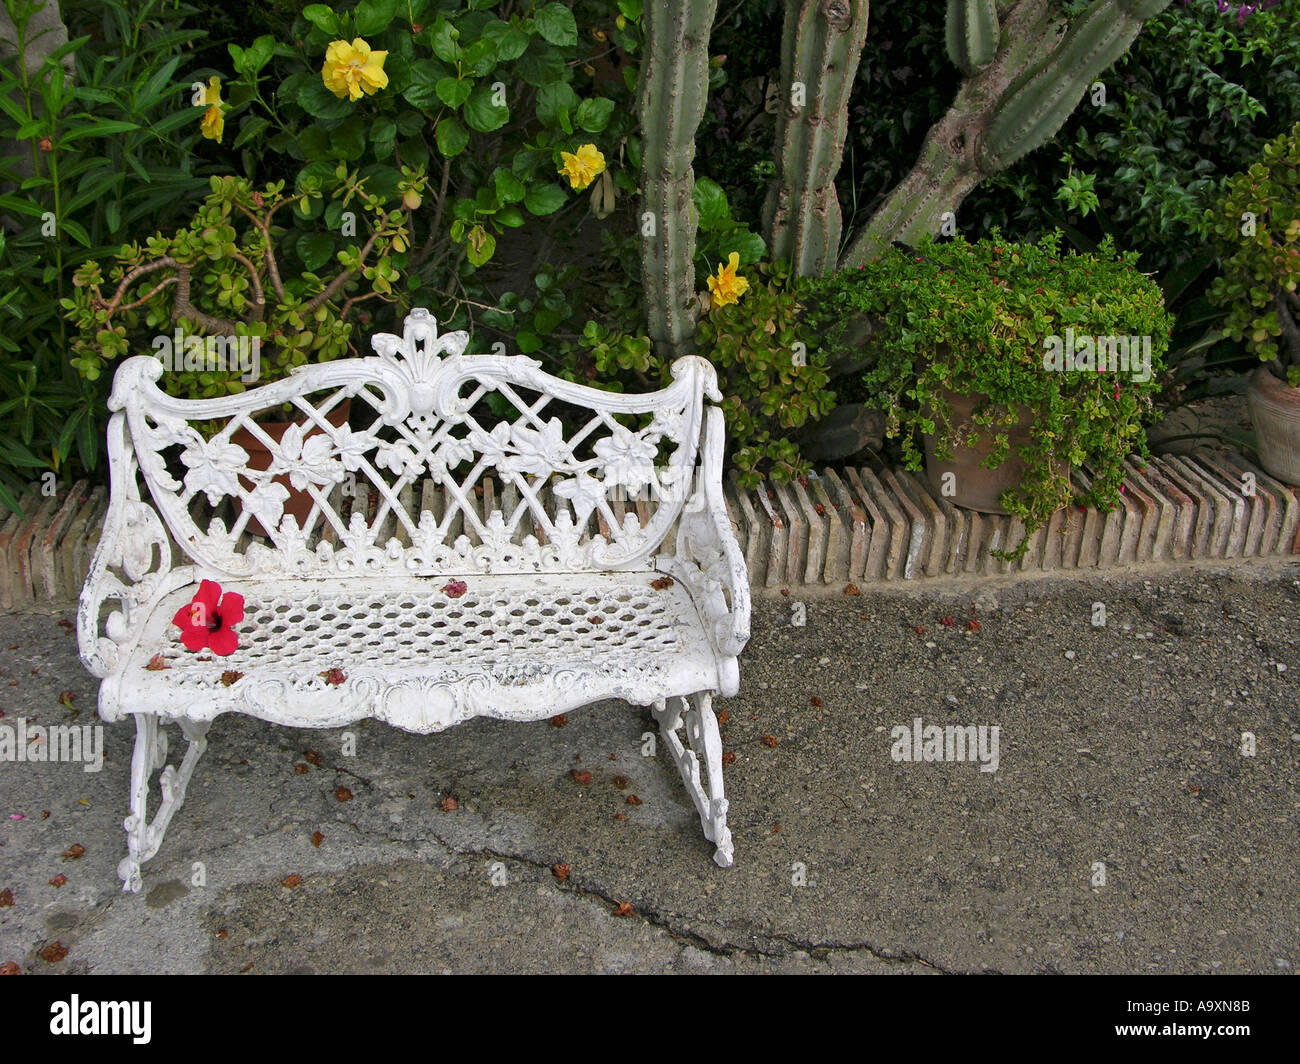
[418,830,960,973]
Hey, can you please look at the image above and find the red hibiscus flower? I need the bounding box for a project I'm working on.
[172,579,244,656]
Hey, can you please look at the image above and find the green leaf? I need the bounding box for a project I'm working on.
[301,4,339,34]
[482,19,529,61]
[575,97,614,133]
[524,183,566,216]
[59,120,139,144]
[429,17,461,63]
[436,117,469,157]
[61,218,91,248]
[298,79,354,120]
[461,38,498,77]
[405,59,451,107]
[436,77,472,108]
[493,168,526,203]
[516,330,542,353]
[534,307,563,334]
[535,81,579,129]
[463,83,508,132]
[534,3,578,47]
[0,194,45,219]
[297,232,335,271]
[233,116,270,149]
[245,35,275,74]
[692,177,731,230]
[717,230,766,266]
[354,0,398,36]
[330,117,368,160]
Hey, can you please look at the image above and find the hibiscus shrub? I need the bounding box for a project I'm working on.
[209,0,644,352]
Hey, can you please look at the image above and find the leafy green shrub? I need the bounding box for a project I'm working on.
[810,233,1173,543]
[1204,121,1300,384]
[202,0,649,349]
[695,261,832,486]
[0,0,217,510]
[63,171,419,402]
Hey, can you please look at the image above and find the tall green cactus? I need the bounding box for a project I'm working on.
[762,0,870,278]
[839,0,1174,267]
[980,0,1172,171]
[637,0,718,359]
[946,0,999,77]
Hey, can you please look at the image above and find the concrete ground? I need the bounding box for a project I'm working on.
[0,562,1297,975]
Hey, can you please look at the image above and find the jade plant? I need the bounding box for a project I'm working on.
[63,169,423,401]
[1204,121,1300,386]
[810,232,1173,543]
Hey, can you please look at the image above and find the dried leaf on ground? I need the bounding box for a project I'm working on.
[39,942,68,963]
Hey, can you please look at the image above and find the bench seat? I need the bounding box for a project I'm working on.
[103,572,725,732]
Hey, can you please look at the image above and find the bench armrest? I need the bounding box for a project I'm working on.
[668,406,751,660]
[78,412,191,679]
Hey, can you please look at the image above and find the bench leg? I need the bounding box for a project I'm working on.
[119,713,210,894]
[652,691,733,868]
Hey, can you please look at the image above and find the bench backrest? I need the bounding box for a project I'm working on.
[109,309,720,580]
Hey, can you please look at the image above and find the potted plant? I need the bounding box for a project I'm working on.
[1205,121,1300,485]
[809,232,1173,553]
[64,169,422,532]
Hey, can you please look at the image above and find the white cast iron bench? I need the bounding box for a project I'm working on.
[77,309,750,891]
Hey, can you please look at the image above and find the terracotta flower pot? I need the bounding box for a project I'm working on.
[1247,365,1300,486]
[231,399,351,537]
[921,385,1065,515]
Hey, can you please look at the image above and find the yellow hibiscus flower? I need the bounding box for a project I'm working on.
[707,253,749,308]
[322,38,389,101]
[558,144,606,191]
[198,76,224,142]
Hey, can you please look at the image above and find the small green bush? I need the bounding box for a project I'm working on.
[809,233,1173,544]
[1204,121,1300,384]
[694,261,832,486]
[63,171,420,402]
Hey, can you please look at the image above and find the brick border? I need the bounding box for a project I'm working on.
[3,450,1297,607]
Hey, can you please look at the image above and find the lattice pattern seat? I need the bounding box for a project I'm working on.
[106,573,722,732]
[79,310,750,891]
